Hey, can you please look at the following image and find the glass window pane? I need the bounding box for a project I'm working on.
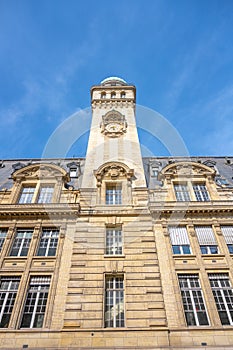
[21,276,50,328]
[18,187,35,204]
[37,186,54,204]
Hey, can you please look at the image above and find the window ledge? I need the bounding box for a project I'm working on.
[104,254,125,258]
[201,254,225,257]
[173,254,196,258]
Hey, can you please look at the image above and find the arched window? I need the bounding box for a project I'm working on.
[111,91,116,99]
[94,162,134,205]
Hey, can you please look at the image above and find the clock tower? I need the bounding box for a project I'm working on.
[81,77,146,196]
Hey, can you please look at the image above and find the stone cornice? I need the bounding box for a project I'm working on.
[149,200,233,214]
[0,203,80,218]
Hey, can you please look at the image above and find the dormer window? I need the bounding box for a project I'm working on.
[151,167,159,177]
[67,162,80,178]
[94,162,134,205]
[160,161,215,202]
[12,163,69,205]
[70,167,78,178]
[106,183,122,205]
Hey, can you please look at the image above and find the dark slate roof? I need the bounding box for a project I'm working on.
[0,157,233,191]
[0,158,85,191]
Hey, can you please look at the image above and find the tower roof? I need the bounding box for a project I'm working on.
[100,76,127,86]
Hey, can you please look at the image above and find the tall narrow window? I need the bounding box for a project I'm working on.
[169,226,191,254]
[0,229,7,253]
[18,186,35,204]
[195,226,218,254]
[37,229,59,256]
[21,276,51,328]
[105,276,124,327]
[221,226,233,254]
[209,274,233,325]
[37,186,54,203]
[193,184,210,201]
[0,276,20,328]
[178,274,209,326]
[10,229,33,257]
[106,227,122,255]
[174,184,190,201]
[106,184,122,205]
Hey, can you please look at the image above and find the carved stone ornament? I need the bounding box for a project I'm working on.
[94,162,134,187]
[12,163,69,182]
[100,110,127,137]
[159,161,216,180]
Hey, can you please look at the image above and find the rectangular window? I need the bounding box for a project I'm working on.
[37,229,59,256]
[209,274,233,325]
[105,276,124,327]
[0,229,7,253]
[193,184,210,201]
[70,168,78,178]
[174,184,190,201]
[169,226,191,254]
[195,226,218,254]
[178,274,209,326]
[37,186,54,203]
[221,226,233,254]
[10,229,33,257]
[21,276,51,328]
[106,184,122,205]
[106,227,122,255]
[18,186,35,204]
[0,276,20,328]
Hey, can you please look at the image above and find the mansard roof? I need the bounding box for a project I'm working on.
[0,156,232,191]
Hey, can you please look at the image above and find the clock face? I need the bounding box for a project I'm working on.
[106,123,121,132]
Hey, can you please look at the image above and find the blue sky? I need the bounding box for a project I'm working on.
[1,0,233,159]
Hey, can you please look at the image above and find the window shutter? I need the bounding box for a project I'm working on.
[221,226,233,244]
[169,227,190,245]
[195,226,216,245]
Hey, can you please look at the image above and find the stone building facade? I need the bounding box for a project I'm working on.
[0,77,233,349]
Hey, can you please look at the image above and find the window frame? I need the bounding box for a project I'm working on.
[18,183,55,204]
[209,273,233,325]
[37,228,59,257]
[10,229,33,257]
[0,276,20,328]
[192,183,210,202]
[37,185,54,204]
[174,183,190,201]
[18,186,36,204]
[178,274,209,326]
[105,183,122,205]
[195,226,219,255]
[105,226,123,255]
[173,181,211,202]
[221,226,233,254]
[0,229,7,253]
[169,226,192,255]
[104,275,125,328]
[20,276,51,329]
